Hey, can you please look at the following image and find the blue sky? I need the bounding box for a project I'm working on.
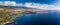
[0,0,60,10]
[0,0,56,4]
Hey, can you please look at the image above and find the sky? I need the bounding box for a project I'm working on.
[0,0,60,10]
[13,0,55,4]
[0,0,56,4]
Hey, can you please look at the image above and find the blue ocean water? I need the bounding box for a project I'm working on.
[13,11,60,25]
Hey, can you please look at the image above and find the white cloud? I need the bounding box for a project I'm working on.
[4,1,17,6]
[24,2,60,10]
[0,1,60,10]
[0,1,23,6]
[24,2,55,10]
[9,1,16,6]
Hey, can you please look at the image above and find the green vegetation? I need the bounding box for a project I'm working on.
[0,8,23,25]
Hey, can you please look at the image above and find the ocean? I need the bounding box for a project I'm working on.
[13,10,60,25]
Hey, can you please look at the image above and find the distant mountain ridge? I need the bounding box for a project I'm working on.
[0,5,36,9]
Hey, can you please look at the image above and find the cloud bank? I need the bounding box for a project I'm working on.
[0,1,60,10]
